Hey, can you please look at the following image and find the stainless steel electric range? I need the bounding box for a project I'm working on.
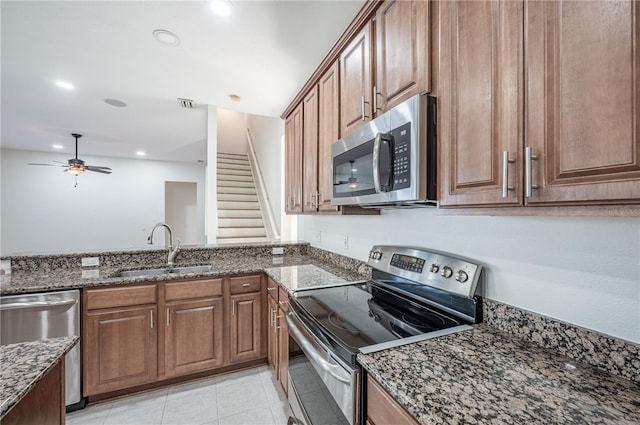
[286,245,484,425]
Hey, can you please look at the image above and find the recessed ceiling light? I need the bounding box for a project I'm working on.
[153,29,180,46]
[104,98,127,107]
[55,80,75,90]
[229,94,241,102]
[136,151,146,156]
[52,144,64,149]
[210,0,232,16]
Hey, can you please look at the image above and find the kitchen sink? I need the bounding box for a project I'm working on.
[116,265,214,278]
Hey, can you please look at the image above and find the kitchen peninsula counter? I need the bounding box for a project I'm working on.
[0,243,367,296]
[357,325,640,425]
[0,336,78,419]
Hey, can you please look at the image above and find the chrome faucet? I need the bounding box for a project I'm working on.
[147,222,181,267]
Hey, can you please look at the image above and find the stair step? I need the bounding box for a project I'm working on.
[217,180,255,188]
[218,209,262,218]
[218,227,267,238]
[217,186,257,195]
[216,236,269,244]
[217,168,252,176]
[219,218,264,228]
[217,152,248,159]
[218,158,250,166]
[218,163,251,171]
[217,193,258,202]
[217,174,254,182]
[218,201,260,210]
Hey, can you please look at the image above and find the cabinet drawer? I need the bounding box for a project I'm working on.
[367,375,419,425]
[267,278,279,300]
[277,287,289,312]
[85,284,156,310]
[165,279,223,301]
[229,275,262,294]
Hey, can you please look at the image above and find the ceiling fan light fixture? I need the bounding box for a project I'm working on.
[67,164,85,176]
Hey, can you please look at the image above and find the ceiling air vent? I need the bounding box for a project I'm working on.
[178,98,195,109]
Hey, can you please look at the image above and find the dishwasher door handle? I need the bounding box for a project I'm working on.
[0,299,77,311]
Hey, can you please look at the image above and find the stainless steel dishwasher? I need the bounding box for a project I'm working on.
[0,289,85,411]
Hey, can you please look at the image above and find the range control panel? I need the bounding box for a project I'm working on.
[367,245,482,298]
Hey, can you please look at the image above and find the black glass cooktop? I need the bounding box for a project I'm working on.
[290,281,462,364]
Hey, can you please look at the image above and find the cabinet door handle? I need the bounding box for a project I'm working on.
[275,314,283,330]
[502,151,515,198]
[317,192,323,207]
[525,147,539,197]
[150,310,154,329]
[361,96,370,121]
[166,308,170,327]
[373,86,383,114]
[232,299,236,316]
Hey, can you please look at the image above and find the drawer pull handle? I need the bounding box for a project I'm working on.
[242,283,251,287]
[267,287,276,292]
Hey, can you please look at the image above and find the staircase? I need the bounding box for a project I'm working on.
[216,152,268,244]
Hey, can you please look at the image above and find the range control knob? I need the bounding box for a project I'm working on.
[455,270,469,283]
[429,264,439,273]
[440,266,453,278]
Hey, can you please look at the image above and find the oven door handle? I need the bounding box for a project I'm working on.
[286,313,352,384]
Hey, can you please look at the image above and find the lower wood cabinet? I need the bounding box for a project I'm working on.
[83,274,265,398]
[163,279,224,378]
[83,285,158,396]
[267,294,278,371]
[229,291,262,363]
[366,374,419,425]
[267,279,289,396]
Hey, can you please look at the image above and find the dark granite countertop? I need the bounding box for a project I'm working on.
[0,336,79,418]
[264,264,365,294]
[357,325,640,425]
[0,253,365,296]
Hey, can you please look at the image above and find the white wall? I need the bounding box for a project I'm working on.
[217,109,247,155]
[165,181,198,245]
[1,149,206,254]
[298,210,640,344]
[245,113,284,234]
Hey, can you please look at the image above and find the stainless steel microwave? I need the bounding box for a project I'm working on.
[331,94,436,207]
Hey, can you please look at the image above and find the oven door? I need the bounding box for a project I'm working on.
[286,310,359,425]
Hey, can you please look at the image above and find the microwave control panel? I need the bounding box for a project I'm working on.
[391,122,411,189]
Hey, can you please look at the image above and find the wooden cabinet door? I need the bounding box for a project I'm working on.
[340,22,373,137]
[318,61,341,212]
[229,292,262,363]
[303,86,319,213]
[438,0,524,207]
[276,305,289,396]
[367,375,419,425]
[285,104,303,213]
[375,0,431,114]
[525,0,640,205]
[84,306,157,396]
[164,297,224,378]
[267,294,278,372]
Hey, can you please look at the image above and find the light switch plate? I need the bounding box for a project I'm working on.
[81,257,100,267]
[272,247,284,255]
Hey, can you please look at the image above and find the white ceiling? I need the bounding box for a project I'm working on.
[1,0,364,162]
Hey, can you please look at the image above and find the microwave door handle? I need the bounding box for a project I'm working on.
[372,133,382,193]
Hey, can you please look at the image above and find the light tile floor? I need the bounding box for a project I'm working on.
[67,366,289,425]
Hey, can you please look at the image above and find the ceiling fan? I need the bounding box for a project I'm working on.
[28,133,112,177]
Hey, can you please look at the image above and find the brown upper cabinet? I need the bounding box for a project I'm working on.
[340,22,374,137]
[284,104,303,213]
[317,62,341,212]
[438,0,640,208]
[302,86,320,213]
[374,0,431,113]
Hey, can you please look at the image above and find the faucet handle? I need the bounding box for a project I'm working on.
[175,239,181,251]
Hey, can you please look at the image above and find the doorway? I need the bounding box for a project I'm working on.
[165,181,198,245]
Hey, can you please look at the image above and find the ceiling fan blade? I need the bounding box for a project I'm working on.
[86,165,111,170]
[85,166,112,174]
[28,163,65,167]
[53,160,69,165]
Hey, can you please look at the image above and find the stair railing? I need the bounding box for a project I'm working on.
[246,129,281,241]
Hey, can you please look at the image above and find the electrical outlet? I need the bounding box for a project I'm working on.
[314,231,322,243]
[272,247,284,255]
[81,257,100,267]
[82,269,100,279]
[0,260,11,275]
[272,257,284,265]
[344,236,349,250]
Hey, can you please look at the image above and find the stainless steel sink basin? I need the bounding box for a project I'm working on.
[116,265,214,278]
